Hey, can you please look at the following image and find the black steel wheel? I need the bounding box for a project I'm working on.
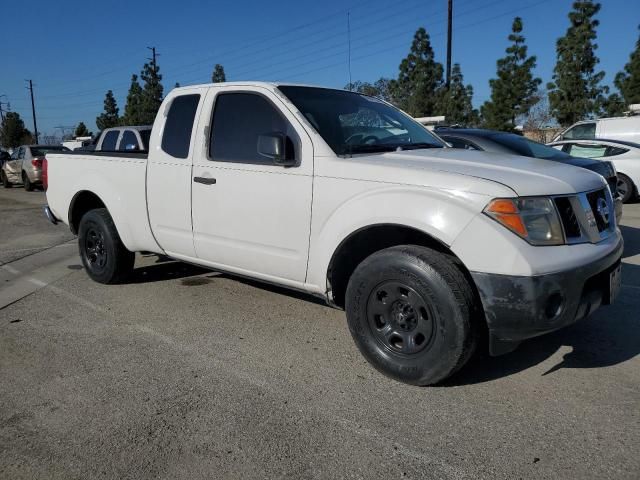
[366,281,435,356]
[345,245,479,386]
[78,208,134,284]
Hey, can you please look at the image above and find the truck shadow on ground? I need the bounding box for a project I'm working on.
[444,260,640,387]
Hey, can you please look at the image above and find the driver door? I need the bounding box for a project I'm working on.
[191,86,314,285]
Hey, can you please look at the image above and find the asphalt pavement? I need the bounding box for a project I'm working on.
[0,188,638,479]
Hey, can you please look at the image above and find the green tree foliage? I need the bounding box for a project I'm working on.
[139,62,164,125]
[96,90,120,130]
[212,64,227,83]
[345,78,393,102]
[548,1,606,125]
[481,17,541,130]
[0,112,32,148]
[389,28,444,116]
[436,64,478,125]
[603,92,626,117]
[74,122,90,137]
[614,25,640,106]
[122,75,144,125]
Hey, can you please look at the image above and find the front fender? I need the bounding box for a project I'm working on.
[305,182,489,291]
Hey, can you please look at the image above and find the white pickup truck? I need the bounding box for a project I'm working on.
[44,83,623,385]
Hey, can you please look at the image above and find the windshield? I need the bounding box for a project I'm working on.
[31,146,70,156]
[278,86,445,155]
[488,133,572,161]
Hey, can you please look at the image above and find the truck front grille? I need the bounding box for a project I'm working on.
[554,197,581,238]
[553,187,615,244]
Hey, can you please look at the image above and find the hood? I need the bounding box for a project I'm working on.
[344,148,606,196]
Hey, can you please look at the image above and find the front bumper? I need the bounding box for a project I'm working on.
[472,235,624,355]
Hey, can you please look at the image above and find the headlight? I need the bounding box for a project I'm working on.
[484,197,565,246]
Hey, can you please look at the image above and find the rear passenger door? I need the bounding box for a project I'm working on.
[190,87,314,285]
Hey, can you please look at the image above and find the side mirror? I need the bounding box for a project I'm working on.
[257,133,296,167]
[125,144,138,151]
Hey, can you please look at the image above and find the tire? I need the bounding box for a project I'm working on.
[1,171,12,188]
[617,173,636,204]
[78,208,134,284]
[23,172,34,191]
[345,245,479,386]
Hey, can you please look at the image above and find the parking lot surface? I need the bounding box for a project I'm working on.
[1,188,639,479]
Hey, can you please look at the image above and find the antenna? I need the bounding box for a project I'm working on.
[347,12,352,90]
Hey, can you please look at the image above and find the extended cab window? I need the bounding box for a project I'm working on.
[119,130,139,151]
[102,131,119,151]
[209,93,294,165]
[161,94,200,159]
[563,123,595,140]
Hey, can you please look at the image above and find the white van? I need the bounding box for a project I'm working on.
[553,110,640,144]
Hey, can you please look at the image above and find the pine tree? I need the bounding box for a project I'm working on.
[0,112,31,148]
[122,75,144,125]
[614,25,640,106]
[75,122,90,137]
[344,78,393,102]
[139,62,164,125]
[547,1,606,125]
[212,64,226,83]
[481,17,541,131]
[436,64,478,125]
[96,90,120,130]
[603,93,626,117]
[389,28,444,116]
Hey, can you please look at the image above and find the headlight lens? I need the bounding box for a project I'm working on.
[484,197,565,246]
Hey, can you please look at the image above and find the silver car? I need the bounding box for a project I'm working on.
[1,144,69,190]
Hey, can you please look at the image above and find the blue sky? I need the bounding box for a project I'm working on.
[1,0,638,136]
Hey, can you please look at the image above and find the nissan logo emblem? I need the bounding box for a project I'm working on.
[596,197,610,224]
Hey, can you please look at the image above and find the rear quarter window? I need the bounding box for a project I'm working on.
[101,131,120,151]
[161,94,201,159]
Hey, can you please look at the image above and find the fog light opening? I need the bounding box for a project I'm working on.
[545,292,564,320]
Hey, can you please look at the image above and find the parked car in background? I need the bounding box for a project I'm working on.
[551,112,640,144]
[548,138,640,203]
[1,145,70,190]
[44,83,623,386]
[436,128,622,220]
[93,126,152,152]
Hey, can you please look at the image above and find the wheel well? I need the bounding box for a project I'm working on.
[69,191,106,234]
[327,224,470,308]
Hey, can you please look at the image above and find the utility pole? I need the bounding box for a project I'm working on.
[147,46,160,74]
[26,80,39,143]
[0,94,9,123]
[446,0,453,88]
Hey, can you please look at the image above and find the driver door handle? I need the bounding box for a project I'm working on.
[194,176,216,185]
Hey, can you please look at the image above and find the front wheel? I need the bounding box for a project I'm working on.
[345,245,479,386]
[1,171,12,188]
[617,173,636,203]
[78,208,134,284]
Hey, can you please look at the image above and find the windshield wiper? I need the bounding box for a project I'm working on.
[396,142,443,150]
[342,144,398,155]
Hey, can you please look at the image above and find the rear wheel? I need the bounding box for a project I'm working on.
[78,208,134,284]
[345,245,479,386]
[22,172,33,191]
[617,173,636,203]
[1,171,12,188]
